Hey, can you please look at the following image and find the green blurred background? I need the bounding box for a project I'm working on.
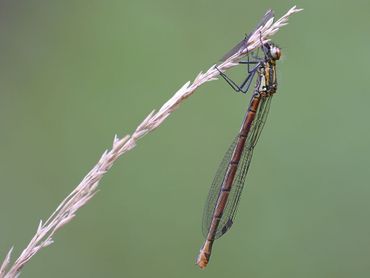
[0,0,369,277]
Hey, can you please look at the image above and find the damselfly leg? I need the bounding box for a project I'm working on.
[216,66,258,94]
[216,47,263,94]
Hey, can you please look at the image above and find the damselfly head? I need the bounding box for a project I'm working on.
[267,43,281,60]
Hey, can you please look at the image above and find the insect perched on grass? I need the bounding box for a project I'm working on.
[196,10,282,269]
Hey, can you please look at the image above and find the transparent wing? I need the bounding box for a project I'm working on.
[202,96,273,239]
[220,10,274,61]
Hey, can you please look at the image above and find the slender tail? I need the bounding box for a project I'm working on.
[196,240,214,269]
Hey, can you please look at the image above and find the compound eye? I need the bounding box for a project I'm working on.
[270,47,281,60]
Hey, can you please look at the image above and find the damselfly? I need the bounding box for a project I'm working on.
[196,38,281,268]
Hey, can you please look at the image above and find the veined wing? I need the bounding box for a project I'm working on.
[202,95,273,239]
[220,10,274,61]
